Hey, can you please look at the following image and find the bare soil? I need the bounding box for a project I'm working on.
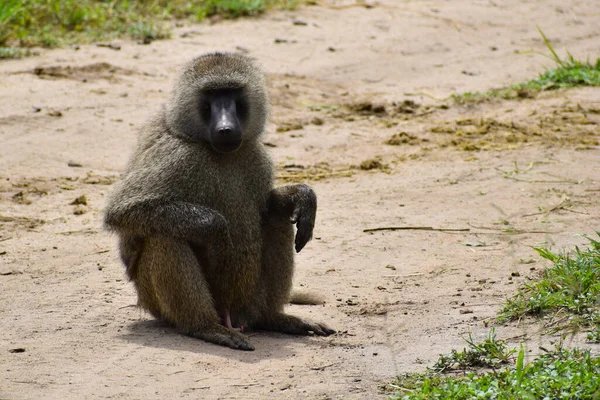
[1,1,600,399]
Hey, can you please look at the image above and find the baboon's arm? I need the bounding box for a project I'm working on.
[266,184,316,252]
[105,199,230,244]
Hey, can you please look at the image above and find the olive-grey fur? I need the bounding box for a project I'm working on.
[104,52,334,351]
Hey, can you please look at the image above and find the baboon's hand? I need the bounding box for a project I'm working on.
[290,185,316,253]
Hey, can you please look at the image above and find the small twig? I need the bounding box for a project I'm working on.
[504,334,529,342]
[1,270,22,276]
[309,362,340,371]
[93,249,110,254]
[414,109,437,117]
[467,223,555,234]
[55,229,98,235]
[363,226,469,233]
[0,237,12,243]
[522,197,587,217]
[383,273,424,278]
[412,90,444,101]
[504,176,580,184]
[524,208,588,217]
[231,383,260,387]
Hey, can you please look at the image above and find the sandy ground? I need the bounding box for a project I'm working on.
[1,0,600,398]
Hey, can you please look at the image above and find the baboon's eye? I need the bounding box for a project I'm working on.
[236,99,247,121]
[201,102,211,121]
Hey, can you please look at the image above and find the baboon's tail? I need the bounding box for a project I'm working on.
[289,290,325,305]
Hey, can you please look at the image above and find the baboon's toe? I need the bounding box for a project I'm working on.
[191,327,255,351]
[258,313,335,337]
[312,323,335,336]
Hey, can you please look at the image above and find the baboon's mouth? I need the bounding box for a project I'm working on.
[212,140,242,153]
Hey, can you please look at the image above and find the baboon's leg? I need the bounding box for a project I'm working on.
[259,215,295,312]
[134,236,254,351]
[253,217,335,336]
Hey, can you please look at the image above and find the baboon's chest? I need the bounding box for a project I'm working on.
[205,161,271,244]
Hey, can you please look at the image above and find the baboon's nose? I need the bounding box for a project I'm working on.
[217,127,233,136]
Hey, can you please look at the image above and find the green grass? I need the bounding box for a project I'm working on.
[452,27,600,103]
[498,232,600,335]
[430,329,516,373]
[0,46,38,59]
[385,235,600,398]
[388,346,600,400]
[0,0,299,52]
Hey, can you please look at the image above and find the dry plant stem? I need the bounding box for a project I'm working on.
[466,223,556,234]
[363,226,470,233]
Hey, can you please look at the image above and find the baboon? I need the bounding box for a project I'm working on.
[104,52,334,351]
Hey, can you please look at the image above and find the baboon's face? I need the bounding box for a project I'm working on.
[167,53,268,149]
[200,88,248,153]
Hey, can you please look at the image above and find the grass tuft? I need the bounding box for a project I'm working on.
[452,27,600,103]
[128,22,171,42]
[0,46,38,59]
[430,328,516,373]
[498,232,600,335]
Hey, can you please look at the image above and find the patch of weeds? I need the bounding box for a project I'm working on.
[276,120,304,132]
[430,329,516,373]
[393,99,421,114]
[345,101,387,115]
[385,132,427,146]
[201,0,271,18]
[0,0,299,49]
[432,110,597,151]
[498,232,600,334]
[388,346,600,400]
[452,27,600,103]
[0,47,38,59]
[335,100,426,122]
[588,328,600,343]
[128,22,171,43]
[357,158,389,171]
[452,87,533,103]
[276,162,354,183]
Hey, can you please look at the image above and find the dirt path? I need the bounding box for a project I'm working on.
[1,1,600,398]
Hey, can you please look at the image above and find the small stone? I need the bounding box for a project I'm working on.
[67,160,83,168]
[9,348,25,353]
[73,205,87,215]
[97,42,121,51]
[310,117,324,126]
[70,195,87,206]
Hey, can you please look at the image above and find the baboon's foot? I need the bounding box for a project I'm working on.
[190,324,254,351]
[258,313,335,336]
